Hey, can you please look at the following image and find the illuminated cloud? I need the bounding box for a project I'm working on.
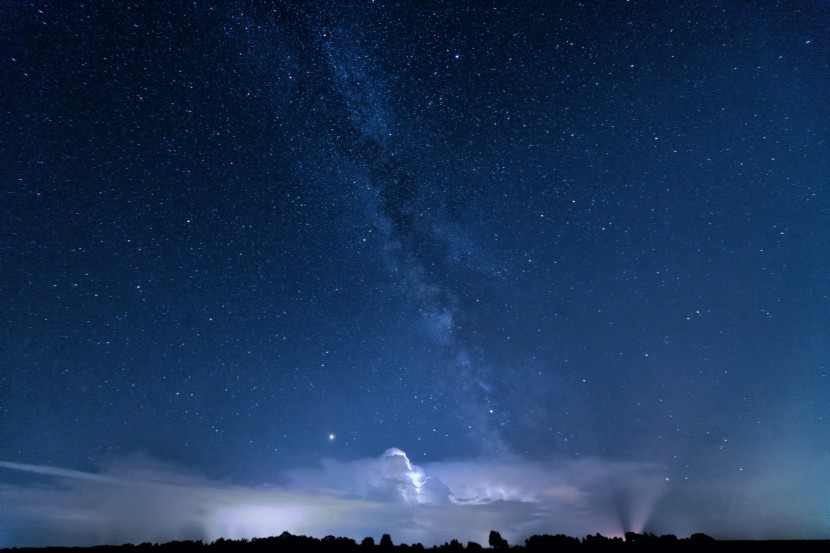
[0,449,666,547]
[3,446,825,548]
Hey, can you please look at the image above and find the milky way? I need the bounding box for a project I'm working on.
[1,1,829,546]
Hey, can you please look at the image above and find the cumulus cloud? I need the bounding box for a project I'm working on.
[9,447,824,547]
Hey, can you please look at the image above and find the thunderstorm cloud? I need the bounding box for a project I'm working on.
[2,447,825,547]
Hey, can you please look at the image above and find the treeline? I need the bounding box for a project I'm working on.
[5,531,830,553]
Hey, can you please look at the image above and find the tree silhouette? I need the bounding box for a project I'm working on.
[526,534,580,551]
[488,530,508,549]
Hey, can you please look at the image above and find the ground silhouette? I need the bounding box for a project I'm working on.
[2,530,829,552]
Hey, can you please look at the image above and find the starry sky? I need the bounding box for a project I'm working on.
[1,0,829,547]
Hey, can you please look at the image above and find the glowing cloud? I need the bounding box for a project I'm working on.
[0,450,673,548]
[7,447,826,545]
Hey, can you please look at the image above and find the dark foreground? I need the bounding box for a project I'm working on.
[3,532,829,552]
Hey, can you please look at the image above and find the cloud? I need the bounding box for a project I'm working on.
[0,454,367,548]
[0,449,672,548]
[8,446,827,546]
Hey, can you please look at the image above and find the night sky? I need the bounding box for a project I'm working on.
[1,1,829,547]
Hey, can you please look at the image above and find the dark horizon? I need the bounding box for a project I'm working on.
[3,529,830,553]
